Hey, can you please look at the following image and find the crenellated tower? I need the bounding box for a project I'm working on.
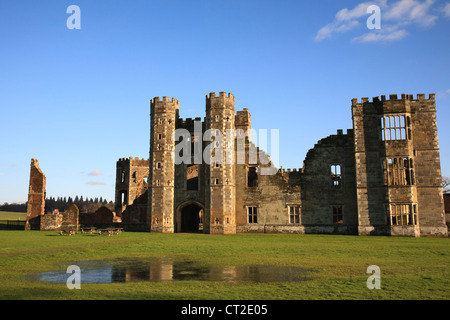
[204,92,237,234]
[148,96,179,233]
[352,93,447,237]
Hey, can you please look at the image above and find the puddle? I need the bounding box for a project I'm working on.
[32,257,313,284]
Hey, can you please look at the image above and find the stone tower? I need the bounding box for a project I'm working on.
[352,94,447,237]
[204,92,237,234]
[115,157,149,216]
[148,97,179,233]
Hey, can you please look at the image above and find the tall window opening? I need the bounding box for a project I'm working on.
[381,115,410,141]
[120,191,127,206]
[383,157,415,186]
[331,165,342,188]
[332,205,343,224]
[186,164,199,191]
[247,206,258,223]
[385,204,418,225]
[288,205,300,224]
[248,166,258,187]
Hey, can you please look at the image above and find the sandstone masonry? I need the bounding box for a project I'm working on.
[117,92,447,237]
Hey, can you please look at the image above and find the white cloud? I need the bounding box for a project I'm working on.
[315,0,440,43]
[384,0,438,26]
[436,88,450,98]
[315,2,373,41]
[88,170,103,176]
[86,181,106,186]
[444,2,450,17]
[353,25,408,42]
[335,2,375,21]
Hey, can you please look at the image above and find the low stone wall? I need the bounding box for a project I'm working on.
[390,225,420,237]
[419,225,449,237]
[236,224,362,235]
[40,214,63,231]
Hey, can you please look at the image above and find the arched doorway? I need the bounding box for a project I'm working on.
[177,202,204,233]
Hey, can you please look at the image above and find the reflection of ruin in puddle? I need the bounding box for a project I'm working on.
[36,258,312,284]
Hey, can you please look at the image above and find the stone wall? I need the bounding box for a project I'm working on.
[352,94,447,237]
[115,157,149,215]
[25,159,46,230]
[126,92,447,237]
[301,130,357,233]
[40,213,62,231]
[62,204,79,230]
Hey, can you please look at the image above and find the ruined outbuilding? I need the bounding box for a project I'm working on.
[116,92,447,237]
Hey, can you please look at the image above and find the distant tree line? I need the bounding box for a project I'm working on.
[0,196,112,214]
[0,202,27,212]
[45,196,111,214]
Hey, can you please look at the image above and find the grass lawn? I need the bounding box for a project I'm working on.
[0,230,448,300]
[0,211,27,220]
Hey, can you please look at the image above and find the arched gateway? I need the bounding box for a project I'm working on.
[176,201,204,233]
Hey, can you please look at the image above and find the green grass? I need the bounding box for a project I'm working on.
[0,231,448,300]
[0,211,27,220]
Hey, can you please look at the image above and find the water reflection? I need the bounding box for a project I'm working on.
[36,258,312,284]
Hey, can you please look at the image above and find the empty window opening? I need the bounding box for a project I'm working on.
[381,115,409,141]
[383,157,415,186]
[158,133,162,140]
[248,166,258,187]
[331,165,342,188]
[121,171,126,183]
[186,164,199,191]
[386,204,418,226]
[332,205,343,224]
[120,192,127,206]
[156,162,162,169]
[288,205,300,224]
[247,206,258,223]
[215,178,219,185]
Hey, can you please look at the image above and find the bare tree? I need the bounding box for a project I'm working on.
[443,176,450,194]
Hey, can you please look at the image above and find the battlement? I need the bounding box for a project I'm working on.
[352,93,435,105]
[278,167,302,174]
[117,157,148,163]
[151,96,180,104]
[179,117,202,124]
[206,92,235,100]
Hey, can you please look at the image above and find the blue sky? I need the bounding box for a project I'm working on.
[0,0,449,204]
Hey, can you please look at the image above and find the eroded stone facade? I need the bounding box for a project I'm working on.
[117,92,447,237]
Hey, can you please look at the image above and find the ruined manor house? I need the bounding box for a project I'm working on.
[112,92,447,237]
